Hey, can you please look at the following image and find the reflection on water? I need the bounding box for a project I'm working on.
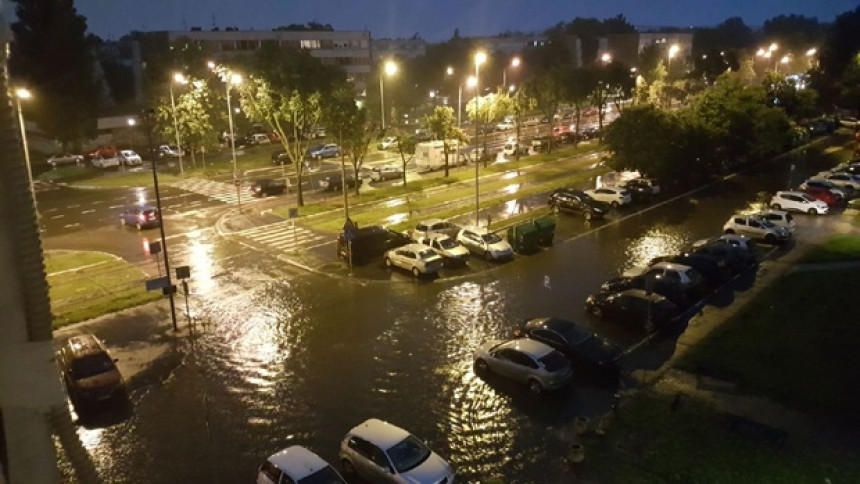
[385,212,409,225]
[385,197,406,208]
[622,224,690,272]
[186,233,217,294]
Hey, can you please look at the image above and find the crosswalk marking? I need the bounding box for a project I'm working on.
[166,178,265,205]
[236,220,332,252]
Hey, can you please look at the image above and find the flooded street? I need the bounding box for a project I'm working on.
[59,149,846,482]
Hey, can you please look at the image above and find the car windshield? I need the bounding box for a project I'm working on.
[437,238,457,249]
[417,249,437,259]
[481,232,502,243]
[800,193,816,202]
[543,319,591,345]
[70,353,115,379]
[387,435,432,473]
[538,351,568,372]
[297,465,344,484]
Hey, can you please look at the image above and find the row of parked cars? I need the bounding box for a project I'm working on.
[773,158,860,213]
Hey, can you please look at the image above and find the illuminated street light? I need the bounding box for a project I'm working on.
[503,56,520,88]
[473,51,486,225]
[209,61,244,210]
[13,88,36,204]
[769,43,778,52]
[169,72,188,174]
[601,53,612,64]
[668,44,680,73]
[380,59,398,130]
[806,48,817,57]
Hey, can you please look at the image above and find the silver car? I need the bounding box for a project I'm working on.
[456,226,514,261]
[415,233,470,264]
[384,243,444,277]
[474,338,573,394]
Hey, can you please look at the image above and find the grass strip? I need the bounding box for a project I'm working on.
[800,234,860,263]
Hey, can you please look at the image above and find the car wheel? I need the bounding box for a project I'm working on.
[384,257,393,268]
[808,208,817,215]
[474,358,489,375]
[135,222,142,230]
[583,211,593,221]
[771,203,781,210]
[611,201,620,208]
[551,204,560,214]
[341,459,356,476]
[527,379,543,394]
[411,267,420,278]
[120,218,126,226]
[764,234,776,244]
[724,229,735,234]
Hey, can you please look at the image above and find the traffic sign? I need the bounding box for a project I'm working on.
[289,208,299,219]
[145,276,170,291]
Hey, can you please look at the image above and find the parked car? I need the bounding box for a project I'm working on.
[118,150,142,166]
[384,243,444,277]
[474,338,573,393]
[368,164,403,182]
[585,289,681,332]
[723,214,791,244]
[585,187,632,207]
[415,233,470,265]
[799,179,848,200]
[600,273,695,308]
[456,226,514,261]
[339,418,455,484]
[56,334,125,406]
[502,139,528,156]
[803,186,842,206]
[337,225,410,265]
[496,120,516,131]
[770,191,829,214]
[650,252,731,287]
[531,135,551,152]
[307,143,340,159]
[547,189,608,220]
[319,172,361,191]
[91,155,121,168]
[47,153,84,167]
[814,172,860,191]
[623,178,660,195]
[513,317,620,379]
[247,133,272,145]
[377,136,399,150]
[688,240,754,275]
[409,219,460,241]
[755,209,795,232]
[257,446,346,484]
[119,205,160,229]
[249,179,287,197]
[625,262,706,295]
[271,149,291,164]
[87,145,117,159]
[155,144,184,159]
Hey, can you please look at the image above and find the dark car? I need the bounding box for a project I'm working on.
[514,317,620,379]
[271,149,291,164]
[337,225,410,265]
[57,334,126,407]
[619,181,652,202]
[119,205,160,229]
[548,189,609,220]
[651,253,732,288]
[319,172,361,191]
[249,178,286,197]
[585,289,681,332]
[600,274,695,308]
[688,241,754,275]
[306,143,340,159]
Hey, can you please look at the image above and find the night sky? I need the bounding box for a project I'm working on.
[5,0,860,41]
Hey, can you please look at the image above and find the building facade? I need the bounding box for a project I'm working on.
[601,32,694,69]
[371,38,427,62]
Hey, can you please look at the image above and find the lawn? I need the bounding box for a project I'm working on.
[44,250,161,328]
[584,391,860,482]
[676,268,860,422]
[800,234,860,263]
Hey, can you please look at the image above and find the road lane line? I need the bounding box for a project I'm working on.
[51,214,64,219]
[109,205,124,209]
[81,209,95,214]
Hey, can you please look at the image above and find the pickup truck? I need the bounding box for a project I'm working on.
[249,178,287,197]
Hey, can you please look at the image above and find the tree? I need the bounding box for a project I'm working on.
[323,87,375,196]
[692,17,754,58]
[9,0,100,149]
[238,76,321,207]
[522,66,569,153]
[423,106,466,177]
[393,130,417,186]
[154,77,214,168]
[812,7,860,112]
[762,14,825,51]
[563,68,595,142]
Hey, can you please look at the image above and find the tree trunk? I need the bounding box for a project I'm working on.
[443,141,449,177]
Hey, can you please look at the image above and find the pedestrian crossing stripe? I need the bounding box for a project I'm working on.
[166,178,265,205]
[236,221,332,251]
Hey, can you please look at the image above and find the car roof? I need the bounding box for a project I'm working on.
[347,418,410,450]
[400,243,435,252]
[461,225,490,234]
[650,262,692,272]
[775,190,808,197]
[266,446,331,480]
[620,288,667,302]
[496,338,555,358]
[417,218,445,226]
[425,233,452,241]
[525,317,592,344]
[63,333,106,357]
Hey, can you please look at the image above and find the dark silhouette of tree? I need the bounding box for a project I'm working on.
[762,14,825,51]
[9,0,100,149]
[692,17,753,57]
[811,7,860,112]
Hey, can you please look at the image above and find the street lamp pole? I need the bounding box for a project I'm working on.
[169,73,187,174]
[143,109,178,331]
[13,88,35,201]
[473,50,486,225]
[503,56,520,89]
[379,60,398,131]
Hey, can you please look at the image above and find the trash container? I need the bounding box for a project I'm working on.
[533,216,556,246]
[506,222,541,254]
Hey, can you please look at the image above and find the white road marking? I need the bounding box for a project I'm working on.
[66,204,80,208]
[63,223,80,228]
[81,209,95,214]
[109,205,124,209]
[51,215,64,219]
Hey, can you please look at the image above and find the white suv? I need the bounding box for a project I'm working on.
[384,243,444,277]
[723,214,791,244]
[456,226,514,261]
[339,419,455,484]
[257,446,345,484]
[770,191,829,214]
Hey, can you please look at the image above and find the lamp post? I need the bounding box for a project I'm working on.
[446,67,463,167]
[379,60,398,130]
[777,55,790,74]
[142,108,178,332]
[209,61,243,210]
[13,88,35,201]
[169,73,188,174]
[475,51,487,168]
[502,56,520,89]
[667,44,680,73]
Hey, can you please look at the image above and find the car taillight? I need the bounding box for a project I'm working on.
[513,329,522,337]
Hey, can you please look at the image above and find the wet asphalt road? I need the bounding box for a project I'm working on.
[49,141,849,482]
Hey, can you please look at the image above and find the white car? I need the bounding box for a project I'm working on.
[723,214,791,244]
[47,153,84,167]
[502,139,528,156]
[625,262,704,291]
[415,233,470,264]
[770,191,829,214]
[755,209,795,232]
[339,419,455,484]
[496,120,516,131]
[585,187,632,207]
[817,172,860,191]
[474,338,573,394]
[91,155,120,168]
[409,219,460,241]
[118,150,142,165]
[368,164,403,182]
[378,136,399,150]
[384,243,444,277]
[456,226,514,261]
[257,446,345,484]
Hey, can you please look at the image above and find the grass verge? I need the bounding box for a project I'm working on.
[800,234,860,263]
[584,391,860,482]
[676,268,860,422]
[45,250,161,329]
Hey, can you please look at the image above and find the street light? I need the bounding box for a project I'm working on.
[777,55,790,73]
[668,44,680,72]
[503,56,520,88]
[14,88,36,205]
[209,61,244,209]
[601,53,612,64]
[473,50,486,225]
[169,72,188,174]
[380,60,398,130]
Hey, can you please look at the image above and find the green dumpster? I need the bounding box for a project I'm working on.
[533,216,556,246]
[506,222,541,254]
